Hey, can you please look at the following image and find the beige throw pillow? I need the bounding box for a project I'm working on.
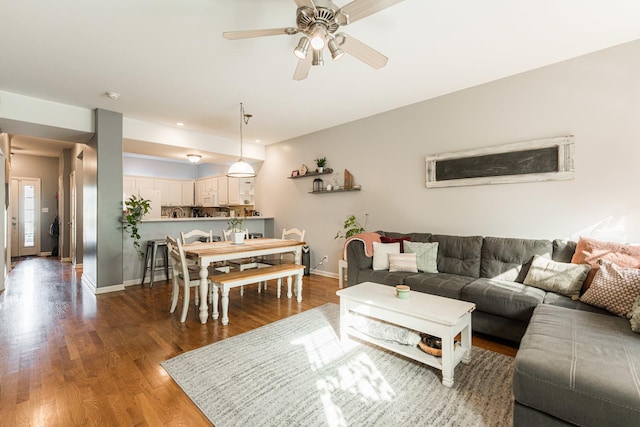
[388,253,418,273]
[372,242,400,271]
[580,260,640,317]
[523,255,590,299]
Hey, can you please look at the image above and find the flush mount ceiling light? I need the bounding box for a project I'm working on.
[223,0,404,80]
[227,102,256,178]
[187,154,201,163]
[105,91,120,100]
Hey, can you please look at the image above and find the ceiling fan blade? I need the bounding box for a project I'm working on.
[223,27,298,40]
[294,0,316,9]
[293,54,313,81]
[335,33,388,69]
[336,0,404,25]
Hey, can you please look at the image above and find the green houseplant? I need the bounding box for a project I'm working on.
[315,156,327,173]
[334,213,369,239]
[123,195,151,257]
[228,217,245,244]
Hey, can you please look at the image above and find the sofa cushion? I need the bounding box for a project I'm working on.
[461,278,545,322]
[542,292,612,316]
[480,236,552,282]
[514,304,640,426]
[377,231,432,243]
[523,255,590,299]
[552,239,577,263]
[355,269,415,287]
[431,234,483,278]
[404,241,438,273]
[571,236,640,291]
[404,272,475,300]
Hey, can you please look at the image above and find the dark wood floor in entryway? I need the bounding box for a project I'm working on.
[0,257,517,425]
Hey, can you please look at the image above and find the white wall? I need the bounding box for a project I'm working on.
[257,39,640,276]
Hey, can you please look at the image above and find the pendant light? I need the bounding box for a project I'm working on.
[227,102,256,178]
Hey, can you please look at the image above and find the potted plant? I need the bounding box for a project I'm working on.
[228,217,245,244]
[334,213,369,239]
[315,156,327,173]
[123,195,151,257]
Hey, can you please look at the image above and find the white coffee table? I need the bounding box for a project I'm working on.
[336,282,476,387]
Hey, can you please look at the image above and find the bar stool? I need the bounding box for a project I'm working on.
[141,239,169,288]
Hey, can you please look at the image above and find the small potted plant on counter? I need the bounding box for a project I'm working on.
[315,156,327,173]
[228,217,245,244]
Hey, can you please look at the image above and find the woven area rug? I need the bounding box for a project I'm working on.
[162,303,514,427]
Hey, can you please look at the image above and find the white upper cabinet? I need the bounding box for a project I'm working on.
[218,176,229,206]
[181,181,194,206]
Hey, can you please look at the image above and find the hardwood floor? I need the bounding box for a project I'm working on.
[0,257,517,426]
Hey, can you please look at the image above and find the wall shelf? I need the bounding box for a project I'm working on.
[309,187,361,194]
[287,170,332,179]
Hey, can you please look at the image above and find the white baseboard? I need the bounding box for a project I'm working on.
[311,270,338,279]
[39,251,52,257]
[73,263,83,269]
[60,257,71,262]
[82,274,126,294]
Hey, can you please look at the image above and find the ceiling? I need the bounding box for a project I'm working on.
[3,0,640,161]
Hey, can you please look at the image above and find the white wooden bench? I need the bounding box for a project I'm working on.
[209,264,305,325]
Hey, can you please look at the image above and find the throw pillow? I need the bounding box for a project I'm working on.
[404,241,438,273]
[372,242,400,271]
[388,253,418,273]
[579,260,640,317]
[571,236,640,292]
[523,255,590,299]
[380,235,412,252]
[629,296,640,333]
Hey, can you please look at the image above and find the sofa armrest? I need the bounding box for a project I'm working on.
[346,240,372,286]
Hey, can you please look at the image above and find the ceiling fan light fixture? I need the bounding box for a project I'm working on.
[328,38,344,60]
[294,36,310,59]
[312,49,324,66]
[309,25,326,50]
[187,154,201,163]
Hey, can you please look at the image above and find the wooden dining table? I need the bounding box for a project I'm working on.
[183,238,306,323]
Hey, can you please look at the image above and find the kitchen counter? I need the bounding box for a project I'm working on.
[142,216,272,222]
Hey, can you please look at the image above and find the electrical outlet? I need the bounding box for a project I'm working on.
[322,255,328,263]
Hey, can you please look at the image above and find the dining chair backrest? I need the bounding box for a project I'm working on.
[181,229,213,245]
[222,228,249,241]
[166,235,188,278]
[282,228,305,242]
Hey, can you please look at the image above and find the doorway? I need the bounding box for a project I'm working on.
[10,178,41,257]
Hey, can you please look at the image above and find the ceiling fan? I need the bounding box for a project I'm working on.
[222,0,405,80]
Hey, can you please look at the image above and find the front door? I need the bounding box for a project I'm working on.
[10,178,41,257]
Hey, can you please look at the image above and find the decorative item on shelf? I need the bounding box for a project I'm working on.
[122,195,151,257]
[313,178,324,192]
[334,213,368,239]
[227,102,256,178]
[344,169,354,190]
[299,164,308,175]
[291,169,299,177]
[315,156,327,173]
[418,333,444,357]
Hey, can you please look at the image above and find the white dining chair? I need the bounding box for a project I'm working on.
[166,235,207,323]
[181,229,230,289]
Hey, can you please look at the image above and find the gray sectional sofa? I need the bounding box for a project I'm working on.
[346,231,640,426]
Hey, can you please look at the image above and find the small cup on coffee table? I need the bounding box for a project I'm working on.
[395,285,410,299]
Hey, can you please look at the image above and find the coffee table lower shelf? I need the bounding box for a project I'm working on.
[344,326,465,370]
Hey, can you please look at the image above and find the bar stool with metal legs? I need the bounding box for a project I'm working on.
[141,239,169,288]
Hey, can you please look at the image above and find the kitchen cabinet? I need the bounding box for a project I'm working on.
[136,177,155,190]
[234,177,254,206]
[194,179,206,206]
[227,177,241,205]
[155,179,182,206]
[218,176,229,206]
[204,177,218,193]
[181,181,194,206]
